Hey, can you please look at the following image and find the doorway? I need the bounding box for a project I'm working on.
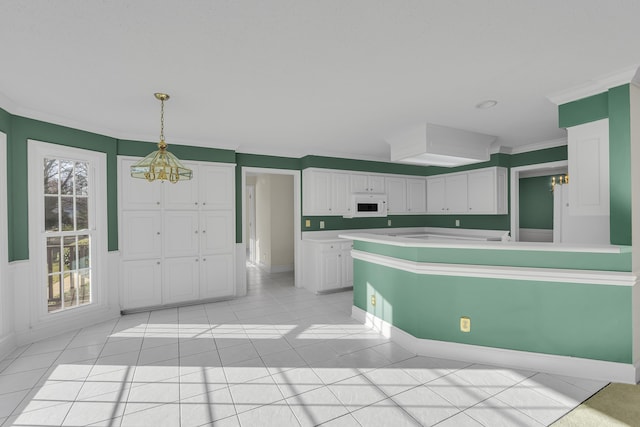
[241,168,301,290]
[510,161,568,242]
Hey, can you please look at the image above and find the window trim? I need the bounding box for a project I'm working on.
[28,140,108,322]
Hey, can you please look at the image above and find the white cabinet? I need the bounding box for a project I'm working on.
[406,178,427,213]
[567,118,610,216]
[385,177,407,214]
[351,174,385,193]
[303,240,353,293]
[467,167,507,214]
[302,169,350,216]
[427,175,467,213]
[426,167,506,215]
[119,157,236,310]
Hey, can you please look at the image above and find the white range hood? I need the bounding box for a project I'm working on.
[387,123,497,167]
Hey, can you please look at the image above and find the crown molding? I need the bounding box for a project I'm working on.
[506,138,568,155]
[547,65,640,105]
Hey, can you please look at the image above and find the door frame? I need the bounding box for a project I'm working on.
[241,167,302,288]
[246,184,256,264]
[510,160,568,241]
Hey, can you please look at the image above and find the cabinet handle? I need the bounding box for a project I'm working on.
[157,232,160,235]
[195,202,198,206]
[195,258,199,262]
[156,261,160,265]
[195,230,199,234]
[202,230,206,234]
[203,258,206,262]
[202,202,206,206]
[156,202,160,205]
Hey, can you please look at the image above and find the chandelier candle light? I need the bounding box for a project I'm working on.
[130,93,193,183]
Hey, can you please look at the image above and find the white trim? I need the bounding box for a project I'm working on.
[27,139,109,325]
[241,167,302,289]
[506,138,567,155]
[510,160,569,243]
[352,306,638,384]
[0,131,12,358]
[547,65,640,105]
[351,250,637,286]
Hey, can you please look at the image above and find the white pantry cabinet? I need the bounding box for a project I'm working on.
[119,157,236,310]
[567,118,609,216]
[303,240,353,293]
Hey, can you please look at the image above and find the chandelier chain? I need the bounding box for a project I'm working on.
[160,98,165,142]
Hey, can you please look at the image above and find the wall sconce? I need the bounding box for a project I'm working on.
[551,174,569,192]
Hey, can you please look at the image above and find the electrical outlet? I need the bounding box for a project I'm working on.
[387,219,392,226]
[319,220,325,229]
[371,295,376,306]
[460,316,471,332]
[455,219,460,227]
[305,219,311,227]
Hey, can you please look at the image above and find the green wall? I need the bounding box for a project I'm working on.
[558,84,632,246]
[354,259,632,363]
[519,176,554,230]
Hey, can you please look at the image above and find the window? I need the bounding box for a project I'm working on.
[44,159,92,312]
[29,140,107,317]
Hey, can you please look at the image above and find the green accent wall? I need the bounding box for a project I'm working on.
[118,139,235,163]
[558,84,632,246]
[558,92,609,128]
[509,146,567,168]
[354,240,632,272]
[353,259,632,363]
[8,115,118,261]
[519,176,554,229]
[608,85,632,246]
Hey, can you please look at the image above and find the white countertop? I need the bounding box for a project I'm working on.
[338,231,627,254]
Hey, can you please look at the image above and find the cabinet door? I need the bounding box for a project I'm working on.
[200,211,234,254]
[368,175,386,193]
[120,158,163,210]
[385,177,407,214]
[122,259,162,309]
[426,177,446,213]
[467,169,495,214]
[445,174,468,213]
[163,257,200,304]
[164,162,199,210]
[200,165,234,210]
[567,118,609,216]
[200,253,234,299]
[332,172,351,215]
[406,178,426,213]
[319,248,341,291]
[303,170,332,215]
[163,211,199,257]
[350,174,368,193]
[121,211,162,259]
[341,241,353,287]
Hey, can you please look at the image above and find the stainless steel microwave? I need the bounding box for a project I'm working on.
[343,193,388,218]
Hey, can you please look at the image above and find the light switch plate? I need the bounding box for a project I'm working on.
[305,219,311,227]
[320,220,325,229]
[460,316,471,332]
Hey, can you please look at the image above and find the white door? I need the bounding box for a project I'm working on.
[163,211,200,258]
[406,178,426,213]
[386,177,407,214]
[368,175,386,193]
[200,165,235,210]
[163,256,200,304]
[120,158,163,210]
[200,253,234,299]
[164,162,199,210]
[122,259,162,309]
[306,170,332,215]
[121,211,162,259]
[341,242,353,287]
[467,169,494,213]
[200,211,234,254]
[445,174,468,213]
[320,249,341,291]
[332,172,351,215]
[247,185,256,263]
[426,177,446,213]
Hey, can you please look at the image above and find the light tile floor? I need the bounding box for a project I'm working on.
[0,266,607,426]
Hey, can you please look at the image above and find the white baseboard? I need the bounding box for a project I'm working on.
[269,264,294,273]
[0,332,16,361]
[235,244,247,297]
[352,306,638,384]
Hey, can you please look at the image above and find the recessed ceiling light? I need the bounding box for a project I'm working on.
[475,100,498,109]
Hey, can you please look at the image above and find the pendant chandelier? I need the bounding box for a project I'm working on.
[130,93,193,183]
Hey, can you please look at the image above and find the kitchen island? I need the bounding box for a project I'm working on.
[338,229,638,383]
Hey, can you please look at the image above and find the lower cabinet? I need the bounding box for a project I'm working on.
[304,240,353,293]
[122,259,163,309]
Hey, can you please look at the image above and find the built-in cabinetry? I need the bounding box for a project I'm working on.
[303,240,353,293]
[426,166,507,214]
[350,174,385,193]
[567,118,609,216]
[386,176,426,214]
[302,169,350,216]
[119,157,236,311]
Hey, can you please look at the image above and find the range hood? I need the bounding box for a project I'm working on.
[387,123,497,167]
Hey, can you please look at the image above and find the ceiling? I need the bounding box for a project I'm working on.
[1,1,639,162]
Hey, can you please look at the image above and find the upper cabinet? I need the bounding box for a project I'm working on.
[350,173,385,193]
[386,176,426,214]
[163,162,234,210]
[303,169,351,216]
[567,118,609,216]
[426,166,507,215]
